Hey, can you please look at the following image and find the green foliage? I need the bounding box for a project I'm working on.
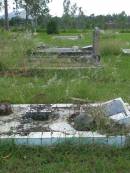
[0,62,7,71]
[1,142,130,173]
[46,19,59,34]
[0,31,130,104]
[100,40,123,56]
[16,0,50,17]
[120,29,130,33]
[0,31,35,68]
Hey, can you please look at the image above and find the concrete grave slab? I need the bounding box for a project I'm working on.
[32,28,101,64]
[0,98,130,147]
[53,35,82,40]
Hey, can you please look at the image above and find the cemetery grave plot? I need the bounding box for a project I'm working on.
[1,98,130,146]
[28,46,98,68]
[27,28,100,68]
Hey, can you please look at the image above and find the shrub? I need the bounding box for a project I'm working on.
[120,29,130,33]
[46,19,59,34]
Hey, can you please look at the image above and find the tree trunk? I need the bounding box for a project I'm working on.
[25,5,29,28]
[4,0,9,31]
[34,17,37,33]
[32,17,37,33]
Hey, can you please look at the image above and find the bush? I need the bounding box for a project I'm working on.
[46,19,59,34]
[120,29,130,33]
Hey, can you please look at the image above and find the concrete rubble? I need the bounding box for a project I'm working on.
[101,98,130,125]
[1,98,130,147]
[122,48,130,54]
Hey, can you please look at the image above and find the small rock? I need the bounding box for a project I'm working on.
[74,112,94,131]
[0,103,13,116]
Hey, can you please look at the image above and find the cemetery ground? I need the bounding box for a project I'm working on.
[0,30,130,103]
[1,143,130,173]
[1,30,130,172]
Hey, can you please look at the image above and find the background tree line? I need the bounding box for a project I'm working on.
[0,0,130,32]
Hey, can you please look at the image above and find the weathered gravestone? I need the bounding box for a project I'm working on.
[93,27,100,62]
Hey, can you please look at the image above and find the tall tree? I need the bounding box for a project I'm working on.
[15,0,50,31]
[0,0,10,30]
[77,7,86,29]
[63,0,71,16]
[62,0,74,30]
[4,0,9,30]
[70,3,77,17]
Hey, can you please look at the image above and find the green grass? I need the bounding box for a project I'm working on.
[35,32,92,47]
[1,30,130,172]
[0,31,35,69]
[1,143,130,173]
[0,30,130,103]
[1,58,130,103]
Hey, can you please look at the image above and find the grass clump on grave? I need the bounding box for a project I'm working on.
[68,106,130,135]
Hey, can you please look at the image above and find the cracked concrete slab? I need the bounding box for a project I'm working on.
[0,98,130,146]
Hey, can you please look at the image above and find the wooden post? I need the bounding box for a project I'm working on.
[93,27,100,61]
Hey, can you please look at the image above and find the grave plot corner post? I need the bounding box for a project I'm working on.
[93,27,100,62]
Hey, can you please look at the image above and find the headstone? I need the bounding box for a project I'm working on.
[93,27,100,61]
[102,99,128,117]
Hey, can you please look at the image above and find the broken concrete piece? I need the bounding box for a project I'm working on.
[102,99,128,116]
[82,45,93,51]
[25,111,51,121]
[101,98,130,125]
[79,98,130,126]
[122,49,130,54]
[0,103,12,116]
[53,35,82,40]
[25,105,52,121]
